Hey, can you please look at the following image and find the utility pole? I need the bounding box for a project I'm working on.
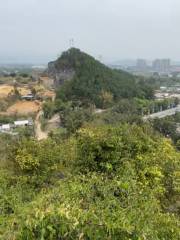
[69,38,75,48]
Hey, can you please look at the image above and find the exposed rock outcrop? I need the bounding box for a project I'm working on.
[47,61,75,87]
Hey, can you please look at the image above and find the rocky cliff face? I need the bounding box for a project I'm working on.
[47,61,75,87]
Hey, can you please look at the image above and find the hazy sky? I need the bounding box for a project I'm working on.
[0,0,180,63]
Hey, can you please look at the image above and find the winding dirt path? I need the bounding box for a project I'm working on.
[35,111,48,141]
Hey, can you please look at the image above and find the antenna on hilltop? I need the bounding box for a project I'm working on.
[69,38,75,48]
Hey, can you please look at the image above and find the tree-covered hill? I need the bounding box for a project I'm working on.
[51,48,154,107]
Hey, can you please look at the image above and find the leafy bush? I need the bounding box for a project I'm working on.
[0,124,179,239]
[10,139,63,178]
[2,173,179,239]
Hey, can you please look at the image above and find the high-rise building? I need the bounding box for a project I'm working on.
[152,59,171,73]
[136,59,147,71]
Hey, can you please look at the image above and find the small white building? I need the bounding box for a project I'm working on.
[1,124,11,131]
[0,120,33,135]
[14,120,33,127]
[21,94,34,101]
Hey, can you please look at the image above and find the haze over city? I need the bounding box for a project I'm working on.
[1,0,180,63]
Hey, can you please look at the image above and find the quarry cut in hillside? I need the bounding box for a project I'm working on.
[47,61,75,87]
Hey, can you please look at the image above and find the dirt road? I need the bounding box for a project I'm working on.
[35,111,48,141]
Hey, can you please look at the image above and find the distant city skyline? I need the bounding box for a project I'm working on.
[0,49,180,65]
[1,56,180,66]
[1,0,180,64]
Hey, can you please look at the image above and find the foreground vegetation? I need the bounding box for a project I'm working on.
[0,49,180,239]
[0,124,179,239]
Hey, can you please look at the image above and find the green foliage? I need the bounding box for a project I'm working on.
[0,99,9,112]
[74,125,155,174]
[99,90,114,108]
[74,125,179,191]
[0,115,15,124]
[43,101,56,119]
[135,97,178,115]
[152,118,177,137]
[51,99,93,133]
[152,117,180,144]
[56,48,154,107]
[174,112,180,122]
[1,163,179,239]
[19,73,29,78]
[0,123,179,239]
[9,138,63,179]
[0,100,179,238]
[93,99,143,125]
[61,107,93,134]
[1,49,180,239]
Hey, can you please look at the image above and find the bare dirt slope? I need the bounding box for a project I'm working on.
[0,85,30,99]
[7,101,40,115]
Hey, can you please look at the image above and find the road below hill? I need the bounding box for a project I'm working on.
[143,105,180,120]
